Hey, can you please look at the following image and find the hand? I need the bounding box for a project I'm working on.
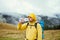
[19,18,25,23]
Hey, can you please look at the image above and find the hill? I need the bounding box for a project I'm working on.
[0,23,17,30]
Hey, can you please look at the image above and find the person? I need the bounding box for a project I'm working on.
[17,13,42,40]
[39,20,44,40]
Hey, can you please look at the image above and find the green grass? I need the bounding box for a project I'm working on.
[0,37,23,40]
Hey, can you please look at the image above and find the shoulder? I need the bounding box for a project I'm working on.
[37,23,41,28]
[37,23,41,26]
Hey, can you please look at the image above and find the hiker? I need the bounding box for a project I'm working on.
[17,13,42,40]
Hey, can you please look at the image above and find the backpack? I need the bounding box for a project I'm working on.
[26,22,37,29]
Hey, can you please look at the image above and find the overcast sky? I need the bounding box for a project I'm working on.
[0,0,60,17]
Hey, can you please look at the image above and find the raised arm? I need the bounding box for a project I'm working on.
[17,22,27,30]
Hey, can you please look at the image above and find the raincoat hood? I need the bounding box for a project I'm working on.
[28,13,37,21]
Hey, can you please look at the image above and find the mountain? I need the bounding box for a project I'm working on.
[0,12,60,27]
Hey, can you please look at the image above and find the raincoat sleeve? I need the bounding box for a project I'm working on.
[37,24,42,40]
[17,22,27,30]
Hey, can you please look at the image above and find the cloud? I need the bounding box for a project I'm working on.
[0,0,18,12]
[0,0,41,14]
[16,1,41,14]
[44,0,60,14]
[0,0,60,17]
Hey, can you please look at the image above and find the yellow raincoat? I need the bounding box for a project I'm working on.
[17,13,42,40]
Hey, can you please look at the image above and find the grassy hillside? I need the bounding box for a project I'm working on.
[44,30,60,40]
[0,23,17,30]
[0,23,25,40]
[0,23,60,40]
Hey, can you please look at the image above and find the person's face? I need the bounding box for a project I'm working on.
[28,17,34,22]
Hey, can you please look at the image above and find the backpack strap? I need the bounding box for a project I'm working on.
[35,23,38,39]
[26,22,37,29]
[35,23,37,29]
[26,22,29,28]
